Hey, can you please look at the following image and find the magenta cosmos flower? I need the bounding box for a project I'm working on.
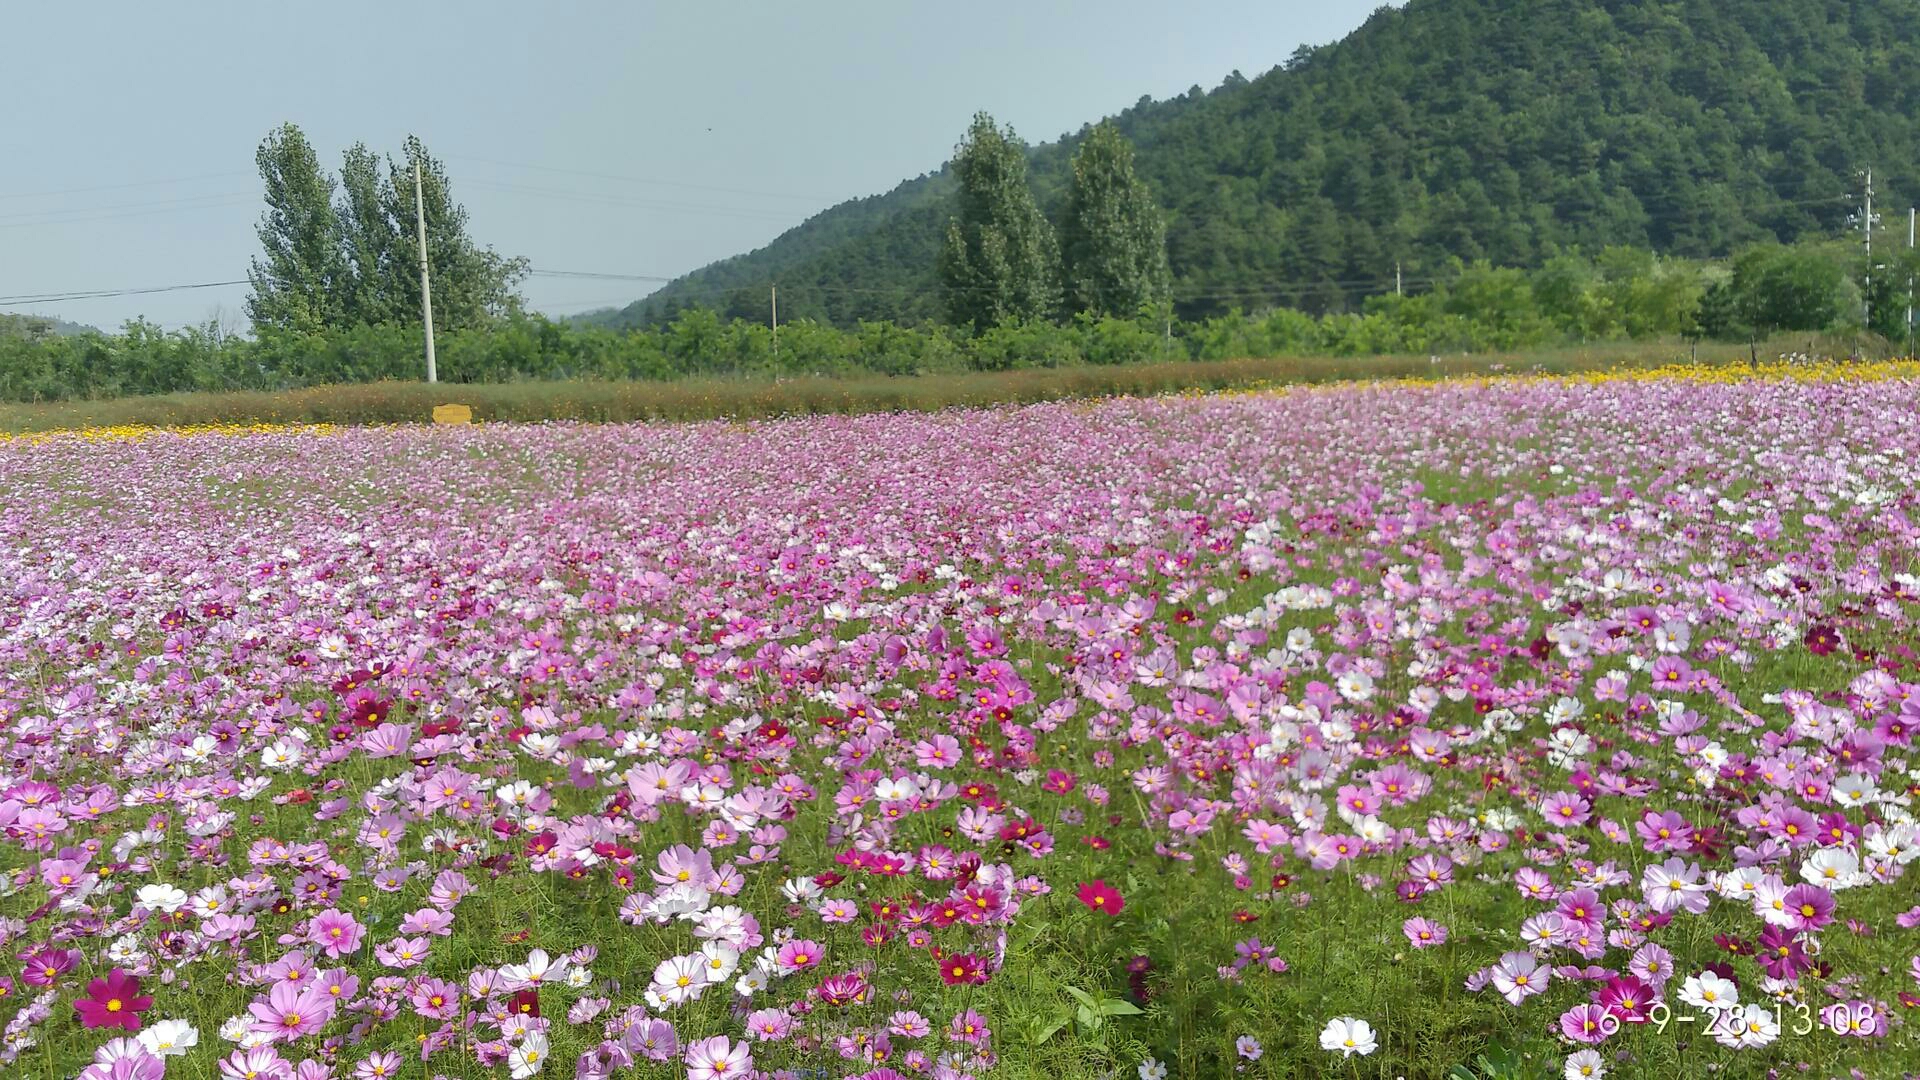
[774,940,823,974]
[937,952,989,985]
[1781,884,1836,931]
[1076,879,1124,915]
[73,969,152,1031]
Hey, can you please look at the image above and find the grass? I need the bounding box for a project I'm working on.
[0,338,1776,434]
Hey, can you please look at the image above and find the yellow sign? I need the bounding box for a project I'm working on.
[431,403,473,425]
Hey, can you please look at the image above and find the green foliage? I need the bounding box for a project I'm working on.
[939,113,1062,329]
[602,0,1920,328]
[376,136,530,331]
[1061,122,1170,319]
[1695,242,1855,341]
[3,239,1888,403]
[244,124,528,334]
[1445,1044,1561,1080]
[246,122,346,335]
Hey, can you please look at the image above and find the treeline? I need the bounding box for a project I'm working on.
[1,239,1899,402]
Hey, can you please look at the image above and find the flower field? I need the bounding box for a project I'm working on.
[2,368,1918,1080]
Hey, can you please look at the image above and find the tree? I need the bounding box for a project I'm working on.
[375,136,529,331]
[938,113,1060,329]
[335,142,402,326]
[246,123,346,334]
[1060,122,1170,319]
[247,126,526,333]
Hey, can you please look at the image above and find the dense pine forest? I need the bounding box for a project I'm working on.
[597,0,1920,328]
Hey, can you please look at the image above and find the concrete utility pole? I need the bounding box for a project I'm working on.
[771,284,778,359]
[1862,167,1875,334]
[414,159,437,384]
[1395,261,1403,297]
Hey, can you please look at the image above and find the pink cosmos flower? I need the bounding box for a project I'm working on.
[683,1035,752,1080]
[248,981,336,1042]
[307,908,364,958]
[1402,917,1448,948]
[1559,1002,1615,1044]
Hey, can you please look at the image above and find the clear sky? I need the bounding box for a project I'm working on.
[1,1,1391,331]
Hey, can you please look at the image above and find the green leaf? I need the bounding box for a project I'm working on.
[1061,984,1097,1008]
[1076,1004,1102,1030]
[1036,1010,1071,1044]
[1099,998,1143,1016]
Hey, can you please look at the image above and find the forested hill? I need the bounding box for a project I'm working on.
[595,0,1920,329]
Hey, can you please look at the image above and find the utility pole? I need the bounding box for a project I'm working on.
[1395,261,1403,297]
[1908,207,1915,358]
[414,159,437,384]
[1862,167,1875,337]
[771,284,778,359]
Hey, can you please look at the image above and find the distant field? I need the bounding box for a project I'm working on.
[0,339,1787,433]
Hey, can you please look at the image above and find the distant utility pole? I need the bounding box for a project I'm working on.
[1908,207,1915,358]
[771,284,778,359]
[1395,261,1403,297]
[414,159,437,384]
[1861,167,1875,335]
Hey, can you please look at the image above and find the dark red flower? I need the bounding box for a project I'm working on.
[1803,625,1840,657]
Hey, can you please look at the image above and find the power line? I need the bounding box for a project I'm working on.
[0,191,255,224]
[0,196,258,231]
[0,279,248,307]
[0,171,253,202]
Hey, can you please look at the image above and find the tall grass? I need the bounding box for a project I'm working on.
[0,339,1770,432]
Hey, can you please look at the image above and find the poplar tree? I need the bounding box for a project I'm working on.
[1061,122,1170,318]
[938,113,1060,329]
[245,123,346,334]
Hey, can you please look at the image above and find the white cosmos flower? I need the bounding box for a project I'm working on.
[1335,671,1374,703]
[699,941,740,983]
[136,1019,199,1056]
[1800,848,1861,890]
[1318,1016,1377,1057]
[647,954,708,1007]
[135,884,189,912]
[259,738,304,770]
[508,1032,550,1078]
[1678,970,1739,1011]
[1563,1048,1606,1080]
[1729,1003,1779,1049]
[873,776,919,802]
[499,948,567,991]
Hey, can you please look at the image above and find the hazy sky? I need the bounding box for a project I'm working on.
[1,2,1390,330]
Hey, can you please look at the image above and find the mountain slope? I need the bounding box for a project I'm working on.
[599,0,1920,328]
